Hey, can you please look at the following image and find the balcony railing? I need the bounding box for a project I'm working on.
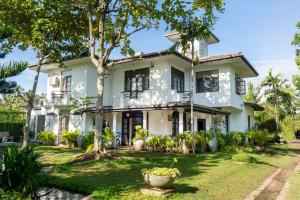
[50,91,71,105]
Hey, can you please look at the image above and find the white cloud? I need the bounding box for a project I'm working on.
[247,59,299,86]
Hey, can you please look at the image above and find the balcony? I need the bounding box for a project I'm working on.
[50,91,72,105]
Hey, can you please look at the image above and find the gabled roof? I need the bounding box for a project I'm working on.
[244,102,264,111]
[164,31,220,44]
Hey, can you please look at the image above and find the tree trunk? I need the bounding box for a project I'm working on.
[22,57,42,148]
[191,42,195,155]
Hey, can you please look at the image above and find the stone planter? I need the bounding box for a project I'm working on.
[255,146,265,152]
[134,140,145,151]
[182,143,190,154]
[143,173,175,188]
[208,138,218,152]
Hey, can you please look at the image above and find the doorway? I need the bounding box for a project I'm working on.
[121,111,143,145]
[197,119,206,131]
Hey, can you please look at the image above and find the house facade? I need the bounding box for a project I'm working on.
[31,32,263,146]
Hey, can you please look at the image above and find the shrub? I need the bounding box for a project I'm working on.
[247,130,269,147]
[82,131,95,150]
[0,144,41,198]
[181,131,193,147]
[224,131,244,147]
[280,116,296,141]
[215,131,225,150]
[102,127,115,145]
[132,125,148,143]
[36,131,56,145]
[142,167,181,178]
[146,135,160,151]
[62,130,80,147]
[232,152,253,163]
[0,189,31,200]
[195,132,207,152]
[165,137,175,151]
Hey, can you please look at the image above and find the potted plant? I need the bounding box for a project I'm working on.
[132,125,148,151]
[142,158,181,188]
[181,132,192,154]
[247,130,268,152]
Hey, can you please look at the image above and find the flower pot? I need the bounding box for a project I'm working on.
[255,146,265,152]
[134,140,144,151]
[182,143,190,154]
[208,138,218,152]
[144,174,175,188]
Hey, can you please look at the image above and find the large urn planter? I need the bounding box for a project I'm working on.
[143,173,175,188]
[208,138,218,152]
[134,140,145,151]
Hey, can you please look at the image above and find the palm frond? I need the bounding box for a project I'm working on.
[0,61,28,79]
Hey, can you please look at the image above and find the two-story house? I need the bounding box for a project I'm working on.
[30,32,263,145]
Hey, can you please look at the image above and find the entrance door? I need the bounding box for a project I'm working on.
[58,116,69,143]
[197,119,206,131]
[121,111,143,145]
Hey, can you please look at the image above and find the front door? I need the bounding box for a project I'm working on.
[58,116,69,143]
[121,111,143,145]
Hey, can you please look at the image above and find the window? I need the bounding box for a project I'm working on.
[171,67,184,93]
[248,115,251,130]
[63,75,72,93]
[124,68,149,98]
[235,74,246,95]
[196,70,219,93]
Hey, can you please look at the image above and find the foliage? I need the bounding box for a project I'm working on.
[254,104,277,133]
[232,152,253,164]
[292,22,300,90]
[86,144,94,153]
[0,144,41,198]
[280,116,296,141]
[195,131,209,152]
[37,131,56,145]
[102,127,115,145]
[62,130,80,147]
[247,130,269,147]
[145,135,175,152]
[244,82,261,103]
[82,131,95,150]
[224,131,245,147]
[132,125,148,143]
[181,131,193,147]
[146,135,161,151]
[141,167,181,178]
[92,188,118,200]
[0,189,31,200]
[215,131,226,150]
[0,122,25,138]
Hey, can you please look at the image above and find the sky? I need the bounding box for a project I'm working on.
[2,0,300,94]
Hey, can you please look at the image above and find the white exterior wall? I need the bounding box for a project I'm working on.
[225,106,255,132]
[148,110,172,136]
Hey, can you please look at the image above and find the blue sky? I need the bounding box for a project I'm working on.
[3,0,300,94]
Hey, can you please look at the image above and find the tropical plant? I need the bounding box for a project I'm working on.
[132,125,148,143]
[0,144,42,198]
[62,130,80,147]
[224,131,245,147]
[280,116,296,141]
[215,131,226,150]
[232,152,253,164]
[146,135,160,151]
[142,158,181,178]
[86,144,94,153]
[0,189,31,200]
[244,82,261,104]
[102,127,115,145]
[37,131,56,145]
[292,21,300,91]
[247,130,269,147]
[82,131,95,150]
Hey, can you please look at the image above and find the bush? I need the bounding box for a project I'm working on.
[102,127,115,145]
[82,131,95,150]
[132,125,148,143]
[215,131,225,150]
[0,189,31,200]
[280,116,296,141]
[37,131,56,145]
[247,130,269,147]
[0,144,42,198]
[224,131,245,147]
[146,135,160,151]
[62,130,80,147]
[232,152,253,163]
[86,144,94,153]
[142,167,181,178]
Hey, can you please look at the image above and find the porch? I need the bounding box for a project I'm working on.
[83,103,229,146]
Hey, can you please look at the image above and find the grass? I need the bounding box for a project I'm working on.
[36,145,299,200]
[286,164,300,200]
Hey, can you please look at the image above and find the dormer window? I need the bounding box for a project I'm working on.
[196,70,219,93]
[235,74,246,95]
[171,67,184,93]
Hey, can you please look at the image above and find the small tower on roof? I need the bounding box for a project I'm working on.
[164,31,219,58]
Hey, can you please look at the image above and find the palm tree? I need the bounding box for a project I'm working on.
[244,82,261,104]
[260,70,295,133]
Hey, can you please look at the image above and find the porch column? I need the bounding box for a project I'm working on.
[112,112,118,147]
[178,109,184,134]
[193,115,198,132]
[142,111,148,129]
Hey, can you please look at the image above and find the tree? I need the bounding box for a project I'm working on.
[260,70,296,133]
[244,82,261,104]
[292,21,300,91]
[0,0,88,147]
[71,0,224,159]
[0,28,27,94]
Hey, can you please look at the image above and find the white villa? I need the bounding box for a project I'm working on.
[30,32,263,146]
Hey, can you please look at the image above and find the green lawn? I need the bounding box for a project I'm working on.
[286,164,300,200]
[36,145,299,200]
